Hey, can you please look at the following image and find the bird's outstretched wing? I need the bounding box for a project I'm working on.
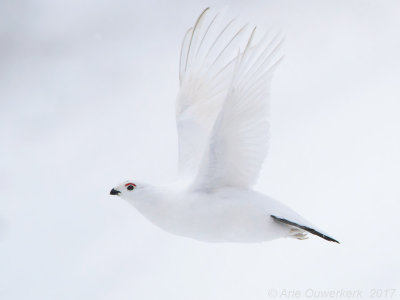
[192,22,283,190]
[177,8,251,180]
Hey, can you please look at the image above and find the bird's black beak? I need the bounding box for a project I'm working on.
[110,188,121,195]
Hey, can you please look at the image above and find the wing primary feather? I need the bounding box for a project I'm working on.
[210,24,249,67]
[253,37,283,76]
[195,21,249,96]
[238,30,272,74]
[237,34,283,89]
[204,18,237,61]
[195,12,219,57]
[201,28,254,96]
[239,26,257,66]
[184,7,210,74]
[241,45,282,93]
[179,27,193,82]
[209,55,237,82]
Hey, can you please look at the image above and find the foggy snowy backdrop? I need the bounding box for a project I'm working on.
[1,0,399,299]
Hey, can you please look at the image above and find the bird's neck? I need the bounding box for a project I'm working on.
[125,185,175,221]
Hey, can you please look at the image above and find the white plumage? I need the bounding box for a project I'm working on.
[110,8,339,244]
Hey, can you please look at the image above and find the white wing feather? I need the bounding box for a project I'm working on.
[177,8,251,180]
[192,28,283,190]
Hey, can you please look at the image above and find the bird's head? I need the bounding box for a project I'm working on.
[110,181,145,199]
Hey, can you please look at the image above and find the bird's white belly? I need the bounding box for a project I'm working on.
[133,189,290,243]
[169,205,287,243]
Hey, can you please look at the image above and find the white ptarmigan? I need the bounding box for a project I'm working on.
[110,8,339,244]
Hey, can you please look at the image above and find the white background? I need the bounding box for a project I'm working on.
[1,1,399,299]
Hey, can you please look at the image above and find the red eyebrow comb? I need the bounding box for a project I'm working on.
[125,183,136,187]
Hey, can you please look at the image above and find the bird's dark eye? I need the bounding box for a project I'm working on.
[127,185,134,191]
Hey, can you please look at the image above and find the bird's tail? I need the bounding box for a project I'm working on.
[271,215,340,243]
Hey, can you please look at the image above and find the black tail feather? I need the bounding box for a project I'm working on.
[271,215,340,243]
